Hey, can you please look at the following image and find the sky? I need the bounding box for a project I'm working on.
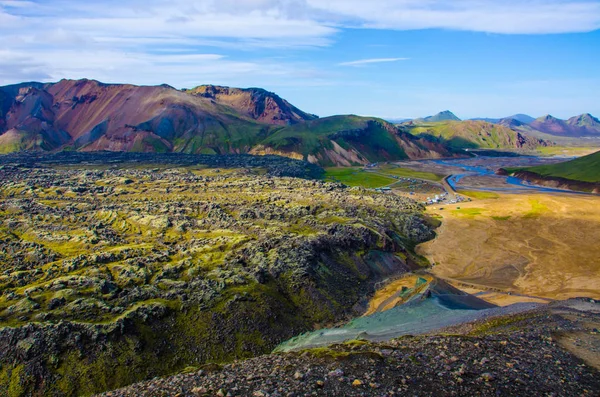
[0,0,599,119]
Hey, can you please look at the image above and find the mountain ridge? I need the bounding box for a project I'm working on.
[0,79,457,165]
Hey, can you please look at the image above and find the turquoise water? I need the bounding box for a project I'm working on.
[275,294,523,352]
[434,158,590,195]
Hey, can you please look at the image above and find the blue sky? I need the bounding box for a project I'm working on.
[0,0,599,119]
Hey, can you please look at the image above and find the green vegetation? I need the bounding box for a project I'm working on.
[323,167,396,188]
[515,150,600,183]
[379,165,445,182]
[404,120,541,150]
[457,190,500,200]
[260,115,415,166]
[469,312,537,336]
[451,208,484,217]
[0,161,434,396]
[523,199,549,218]
[535,146,600,157]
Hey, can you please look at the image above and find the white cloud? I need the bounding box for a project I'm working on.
[339,58,409,67]
[0,0,599,88]
[306,0,600,34]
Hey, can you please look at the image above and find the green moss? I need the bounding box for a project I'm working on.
[6,364,25,397]
[342,339,369,348]
[523,199,549,218]
[323,168,395,188]
[469,313,537,336]
[457,190,500,200]
[379,166,445,182]
[451,208,484,217]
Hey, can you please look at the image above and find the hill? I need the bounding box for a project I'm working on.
[416,110,461,123]
[252,116,456,166]
[504,150,600,193]
[401,120,550,150]
[0,80,455,166]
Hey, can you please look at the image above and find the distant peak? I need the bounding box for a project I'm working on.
[567,113,600,127]
[537,114,560,122]
[422,110,461,122]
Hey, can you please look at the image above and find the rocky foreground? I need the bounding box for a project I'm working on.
[99,300,600,397]
[0,155,435,395]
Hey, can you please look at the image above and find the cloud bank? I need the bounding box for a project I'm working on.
[0,0,598,86]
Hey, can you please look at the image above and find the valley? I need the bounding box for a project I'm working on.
[0,150,599,396]
[1,80,599,397]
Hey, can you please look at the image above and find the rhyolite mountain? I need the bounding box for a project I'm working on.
[0,79,457,166]
[506,114,600,138]
[183,85,318,125]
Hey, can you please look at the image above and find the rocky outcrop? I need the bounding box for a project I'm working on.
[185,85,318,125]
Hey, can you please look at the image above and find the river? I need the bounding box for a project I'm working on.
[434,157,591,195]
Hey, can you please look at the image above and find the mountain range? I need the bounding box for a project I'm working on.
[409,111,600,137]
[1,79,598,165]
[0,79,459,166]
[396,110,600,150]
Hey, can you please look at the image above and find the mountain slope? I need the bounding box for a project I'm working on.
[529,114,600,137]
[251,116,457,166]
[520,150,600,183]
[184,85,318,125]
[567,113,600,135]
[0,79,455,166]
[504,150,600,193]
[417,110,461,123]
[0,79,272,154]
[402,120,550,150]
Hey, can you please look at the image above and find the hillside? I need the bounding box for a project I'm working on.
[0,79,270,155]
[100,299,600,397]
[252,116,457,166]
[523,150,600,182]
[184,85,317,125]
[0,80,455,166]
[529,114,600,137]
[402,120,549,150]
[504,150,600,193]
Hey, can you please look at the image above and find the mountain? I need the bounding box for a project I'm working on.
[529,114,600,137]
[504,150,600,193]
[418,110,461,123]
[0,79,455,165]
[251,115,457,166]
[508,114,536,124]
[184,85,317,125]
[471,114,535,124]
[566,113,600,135]
[402,120,550,150]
